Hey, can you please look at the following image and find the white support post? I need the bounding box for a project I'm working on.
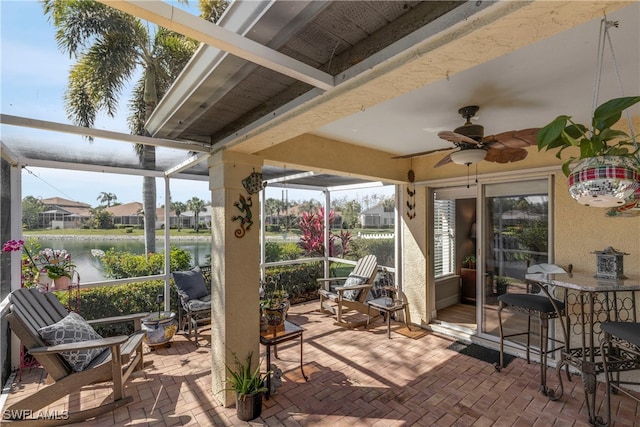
[323,190,330,279]
[260,187,266,280]
[10,160,23,370]
[164,177,171,311]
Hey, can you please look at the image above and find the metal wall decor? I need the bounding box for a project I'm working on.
[593,246,628,279]
[242,169,267,195]
[406,169,416,219]
[232,194,253,238]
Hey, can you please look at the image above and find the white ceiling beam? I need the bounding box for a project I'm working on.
[0,114,209,152]
[165,152,209,177]
[99,0,335,91]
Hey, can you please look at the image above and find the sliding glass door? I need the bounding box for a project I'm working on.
[479,178,551,339]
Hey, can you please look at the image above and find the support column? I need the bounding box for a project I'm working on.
[209,151,262,407]
[401,184,428,326]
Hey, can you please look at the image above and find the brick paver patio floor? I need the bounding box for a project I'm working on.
[3,301,639,426]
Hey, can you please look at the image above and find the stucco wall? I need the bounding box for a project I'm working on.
[554,174,640,278]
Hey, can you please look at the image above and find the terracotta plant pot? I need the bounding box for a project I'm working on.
[53,276,71,290]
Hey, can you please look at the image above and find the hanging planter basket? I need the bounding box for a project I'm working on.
[567,156,640,207]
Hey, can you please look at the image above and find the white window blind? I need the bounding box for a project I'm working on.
[434,197,455,277]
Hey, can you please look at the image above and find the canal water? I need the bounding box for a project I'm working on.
[31,237,211,283]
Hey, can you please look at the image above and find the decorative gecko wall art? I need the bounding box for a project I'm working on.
[232,194,253,238]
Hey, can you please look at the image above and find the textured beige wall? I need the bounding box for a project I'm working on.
[554,173,640,278]
[399,185,429,326]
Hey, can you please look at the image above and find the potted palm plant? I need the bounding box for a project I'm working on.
[224,351,269,421]
[537,96,640,207]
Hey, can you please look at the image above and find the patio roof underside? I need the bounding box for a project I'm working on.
[4,0,467,189]
[2,1,638,190]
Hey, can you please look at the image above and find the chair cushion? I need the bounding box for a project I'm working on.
[601,322,640,347]
[38,312,105,372]
[342,274,368,301]
[186,294,212,312]
[498,293,565,313]
[173,268,209,301]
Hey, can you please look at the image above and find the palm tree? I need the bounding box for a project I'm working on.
[171,201,187,231]
[186,197,207,233]
[42,0,227,254]
[97,192,117,207]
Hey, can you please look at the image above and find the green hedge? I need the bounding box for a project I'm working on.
[55,280,180,336]
[264,262,323,303]
[350,238,394,267]
[52,262,323,335]
[100,246,192,279]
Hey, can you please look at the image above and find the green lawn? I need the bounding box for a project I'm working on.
[23,228,211,237]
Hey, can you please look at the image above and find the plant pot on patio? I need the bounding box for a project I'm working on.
[236,391,264,421]
[141,311,178,349]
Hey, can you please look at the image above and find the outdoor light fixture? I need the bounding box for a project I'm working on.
[449,149,486,165]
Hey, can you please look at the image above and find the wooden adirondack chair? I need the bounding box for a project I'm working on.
[4,288,148,426]
[318,255,380,328]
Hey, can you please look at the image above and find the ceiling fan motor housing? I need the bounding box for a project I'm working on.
[454,123,484,141]
[455,106,483,140]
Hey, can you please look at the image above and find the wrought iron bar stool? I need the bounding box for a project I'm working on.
[495,276,570,398]
[599,321,640,426]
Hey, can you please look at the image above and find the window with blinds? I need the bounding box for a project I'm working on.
[434,197,455,277]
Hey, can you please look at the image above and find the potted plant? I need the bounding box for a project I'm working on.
[141,294,177,349]
[537,96,640,206]
[224,351,269,421]
[495,276,510,296]
[259,276,289,331]
[463,255,476,270]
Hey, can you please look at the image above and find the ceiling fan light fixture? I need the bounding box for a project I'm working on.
[450,149,487,165]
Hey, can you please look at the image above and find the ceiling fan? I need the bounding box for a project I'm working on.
[395,106,539,167]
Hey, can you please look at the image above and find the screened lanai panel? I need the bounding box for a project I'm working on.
[1,126,210,177]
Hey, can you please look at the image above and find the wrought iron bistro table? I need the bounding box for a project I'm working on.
[526,271,640,425]
[259,320,309,399]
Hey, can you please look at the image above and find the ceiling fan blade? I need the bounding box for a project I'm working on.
[437,131,479,145]
[391,147,452,159]
[434,153,454,168]
[482,128,540,148]
[484,147,529,163]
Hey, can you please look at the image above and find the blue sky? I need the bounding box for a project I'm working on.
[1,1,393,208]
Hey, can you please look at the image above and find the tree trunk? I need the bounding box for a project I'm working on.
[142,64,158,254]
[142,146,156,254]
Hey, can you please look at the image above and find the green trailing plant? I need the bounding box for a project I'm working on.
[224,351,269,400]
[537,96,640,176]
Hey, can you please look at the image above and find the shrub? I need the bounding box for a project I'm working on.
[350,238,394,267]
[280,242,303,260]
[99,246,192,279]
[265,263,322,303]
[264,241,303,262]
[55,280,180,336]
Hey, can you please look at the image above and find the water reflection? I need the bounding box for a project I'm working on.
[35,238,211,283]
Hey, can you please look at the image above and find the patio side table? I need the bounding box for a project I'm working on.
[259,320,309,399]
[366,297,410,339]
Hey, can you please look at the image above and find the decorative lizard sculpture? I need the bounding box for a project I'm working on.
[232,194,253,238]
